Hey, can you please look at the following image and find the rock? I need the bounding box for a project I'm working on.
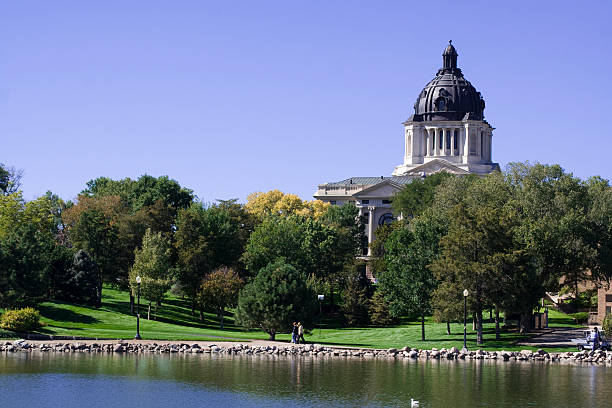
[113,344,124,353]
[387,348,397,354]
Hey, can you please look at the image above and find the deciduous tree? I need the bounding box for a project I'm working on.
[198,266,243,328]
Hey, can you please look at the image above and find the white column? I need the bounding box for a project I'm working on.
[450,129,456,156]
[441,128,446,156]
[463,125,470,161]
[426,129,432,156]
[434,128,440,156]
[367,206,376,256]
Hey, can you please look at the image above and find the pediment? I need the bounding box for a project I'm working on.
[353,180,403,198]
[405,159,469,176]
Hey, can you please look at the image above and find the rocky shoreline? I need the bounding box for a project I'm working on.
[2,339,612,365]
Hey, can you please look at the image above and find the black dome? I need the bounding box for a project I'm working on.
[409,41,485,122]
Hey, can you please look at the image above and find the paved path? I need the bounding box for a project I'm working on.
[516,327,587,348]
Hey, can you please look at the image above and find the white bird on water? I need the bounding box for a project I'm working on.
[411,398,419,407]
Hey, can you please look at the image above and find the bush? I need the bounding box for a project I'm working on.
[568,312,589,324]
[603,314,612,337]
[0,307,41,332]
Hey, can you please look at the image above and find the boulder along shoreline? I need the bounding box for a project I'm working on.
[2,339,611,365]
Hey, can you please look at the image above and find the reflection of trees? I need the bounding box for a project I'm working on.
[0,353,608,406]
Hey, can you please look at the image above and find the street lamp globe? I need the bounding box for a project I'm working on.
[136,275,142,284]
[463,289,469,297]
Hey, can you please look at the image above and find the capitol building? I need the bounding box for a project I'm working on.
[314,42,499,254]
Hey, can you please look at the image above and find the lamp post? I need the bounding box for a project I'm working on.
[463,289,469,350]
[317,295,324,338]
[135,275,142,340]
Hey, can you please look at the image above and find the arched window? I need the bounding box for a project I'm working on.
[378,213,394,226]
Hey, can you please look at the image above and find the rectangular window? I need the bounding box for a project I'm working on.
[382,199,392,204]
[606,294,612,302]
[446,131,451,150]
[607,306,611,315]
[439,133,443,149]
[363,213,369,223]
[454,130,458,150]
[362,199,369,204]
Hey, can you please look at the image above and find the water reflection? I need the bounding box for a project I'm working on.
[1,353,610,407]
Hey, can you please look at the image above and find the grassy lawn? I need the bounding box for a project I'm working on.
[0,287,581,351]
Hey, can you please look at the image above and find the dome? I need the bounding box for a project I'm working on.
[409,41,485,122]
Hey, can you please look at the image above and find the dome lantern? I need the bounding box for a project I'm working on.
[443,40,458,69]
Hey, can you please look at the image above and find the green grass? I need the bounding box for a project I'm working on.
[1,287,581,351]
[34,286,275,342]
[547,308,584,328]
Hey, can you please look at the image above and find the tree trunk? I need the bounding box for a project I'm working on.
[147,302,151,320]
[421,312,425,341]
[219,308,224,329]
[476,311,483,345]
[191,301,195,316]
[489,308,492,321]
[199,309,204,321]
[495,306,500,341]
[96,273,103,308]
[472,316,476,331]
[130,293,134,314]
[268,330,276,341]
[446,321,451,335]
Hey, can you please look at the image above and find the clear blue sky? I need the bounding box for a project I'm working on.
[1,1,610,203]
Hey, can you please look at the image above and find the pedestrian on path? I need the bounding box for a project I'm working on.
[297,322,305,344]
[291,322,298,344]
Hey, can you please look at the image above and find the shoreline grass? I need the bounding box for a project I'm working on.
[0,286,584,352]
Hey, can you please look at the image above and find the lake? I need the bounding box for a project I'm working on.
[1,352,610,407]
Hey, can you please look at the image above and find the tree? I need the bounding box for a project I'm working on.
[129,229,173,320]
[507,162,598,296]
[369,290,396,326]
[175,203,241,316]
[0,192,55,240]
[341,277,370,326]
[82,175,193,216]
[391,172,455,217]
[198,266,243,328]
[0,222,53,308]
[0,164,23,196]
[241,215,308,275]
[64,250,99,305]
[245,190,330,220]
[235,260,317,340]
[67,207,119,306]
[379,212,445,341]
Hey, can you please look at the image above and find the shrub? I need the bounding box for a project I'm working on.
[568,312,589,324]
[0,307,41,332]
[603,314,612,337]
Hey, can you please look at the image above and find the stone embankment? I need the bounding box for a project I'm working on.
[2,339,611,365]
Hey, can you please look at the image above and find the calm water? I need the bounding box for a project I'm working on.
[1,352,611,407]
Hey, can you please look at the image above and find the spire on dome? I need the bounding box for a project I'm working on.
[443,40,458,69]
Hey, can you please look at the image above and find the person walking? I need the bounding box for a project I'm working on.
[297,322,306,344]
[291,322,298,344]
